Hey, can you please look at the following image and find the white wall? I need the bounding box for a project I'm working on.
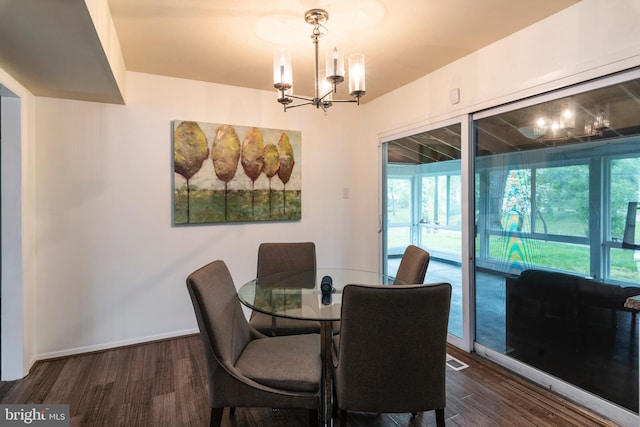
[24,0,640,360]
[1,94,23,380]
[0,69,37,380]
[34,72,371,357]
[366,0,640,135]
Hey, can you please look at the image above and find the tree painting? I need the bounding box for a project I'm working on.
[173,121,209,223]
[211,125,241,221]
[277,132,295,212]
[241,127,265,215]
[172,121,301,224]
[263,143,280,217]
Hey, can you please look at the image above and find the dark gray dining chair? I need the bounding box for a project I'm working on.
[332,244,431,336]
[332,282,451,427]
[394,244,431,284]
[249,242,321,336]
[186,260,321,427]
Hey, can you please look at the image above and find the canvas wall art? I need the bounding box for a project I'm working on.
[173,121,302,224]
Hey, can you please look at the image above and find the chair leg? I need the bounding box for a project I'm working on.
[435,408,445,427]
[331,382,338,418]
[339,409,347,427]
[210,408,224,427]
[308,409,319,427]
[229,407,236,416]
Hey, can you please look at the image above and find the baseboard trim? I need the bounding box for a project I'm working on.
[34,328,199,361]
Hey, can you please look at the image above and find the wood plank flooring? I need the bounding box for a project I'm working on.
[0,335,619,426]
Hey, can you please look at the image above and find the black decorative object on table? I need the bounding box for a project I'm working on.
[320,275,334,294]
[321,275,334,305]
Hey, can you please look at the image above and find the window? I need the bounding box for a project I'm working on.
[420,173,462,258]
[608,155,640,282]
[386,177,413,256]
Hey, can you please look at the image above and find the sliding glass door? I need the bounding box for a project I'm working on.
[382,118,469,344]
[473,70,640,418]
[381,69,640,425]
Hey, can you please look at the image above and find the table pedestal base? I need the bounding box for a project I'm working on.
[320,320,333,426]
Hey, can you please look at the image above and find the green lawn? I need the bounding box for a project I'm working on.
[387,223,639,282]
[483,236,637,280]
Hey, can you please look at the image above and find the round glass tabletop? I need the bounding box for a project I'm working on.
[237,268,399,321]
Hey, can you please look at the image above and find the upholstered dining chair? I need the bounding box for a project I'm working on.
[249,242,321,336]
[332,244,430,336]
[332,282,451,427]
[186,260,322,427]
[394,244,431,284]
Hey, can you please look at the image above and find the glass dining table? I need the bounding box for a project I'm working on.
[237,268,400,426]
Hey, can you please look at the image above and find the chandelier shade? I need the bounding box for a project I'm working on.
[348,53,366,97]
[273,47,292,90]
[272,9,365,112]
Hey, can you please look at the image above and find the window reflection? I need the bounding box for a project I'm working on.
[475,75,640,413]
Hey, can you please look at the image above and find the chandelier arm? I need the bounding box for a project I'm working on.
[318,88,334,103]
[284,101,315,111]
[287,94,315,102]
[330,99,359,104]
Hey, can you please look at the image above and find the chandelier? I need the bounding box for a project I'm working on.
[273,9,366,112]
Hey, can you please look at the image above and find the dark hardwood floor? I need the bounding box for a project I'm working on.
[0,335,619,426]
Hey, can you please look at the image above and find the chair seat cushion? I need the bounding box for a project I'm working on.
[236,333,322,393]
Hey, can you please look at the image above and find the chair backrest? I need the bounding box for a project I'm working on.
[335,283,451,413]
[186,260,252,372]
[394,245,430,284]
[257,242,317,280]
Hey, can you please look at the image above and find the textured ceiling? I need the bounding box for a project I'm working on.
[0,0,580,104]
